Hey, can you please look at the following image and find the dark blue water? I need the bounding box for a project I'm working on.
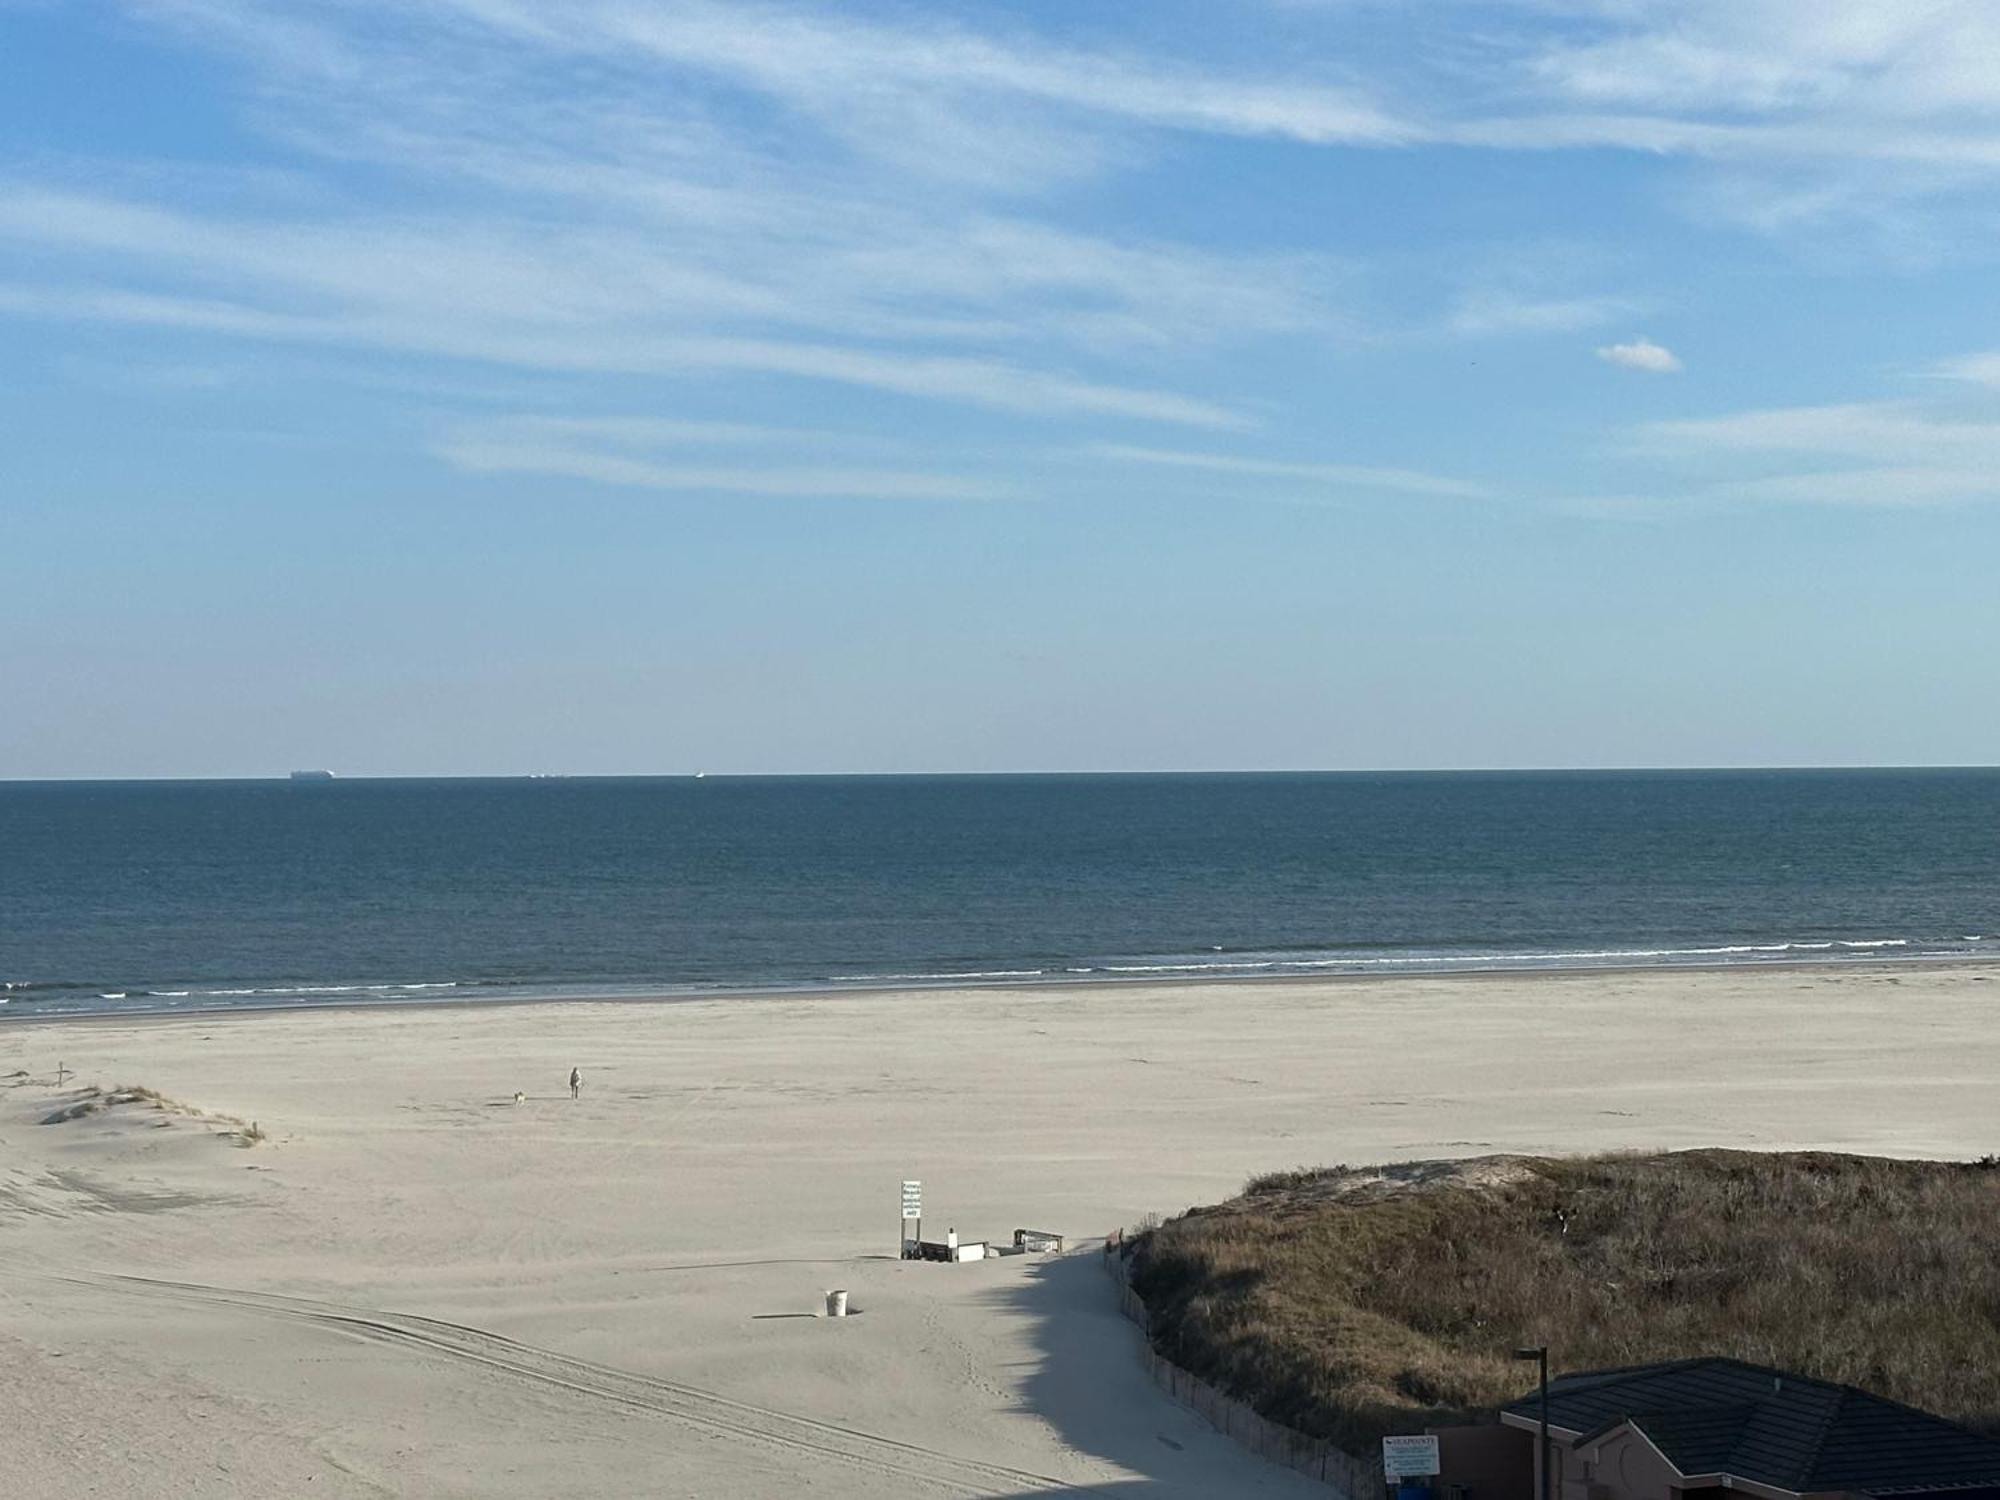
[2,772,1996,1017]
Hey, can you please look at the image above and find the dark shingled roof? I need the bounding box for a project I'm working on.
[1503,1358,2000,1497]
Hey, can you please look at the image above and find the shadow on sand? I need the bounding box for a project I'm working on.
[981,1248,1328,1497]
[981,1485,1199,1498]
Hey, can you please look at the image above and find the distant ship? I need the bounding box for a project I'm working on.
[289,769,336,782]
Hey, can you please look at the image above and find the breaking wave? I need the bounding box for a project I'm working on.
[5,934,1994,1020]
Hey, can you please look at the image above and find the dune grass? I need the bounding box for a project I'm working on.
[40,1083,266,1144]
[1122,1150,2000,1455]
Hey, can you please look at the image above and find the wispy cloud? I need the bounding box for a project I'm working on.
[1631,394,2000,507]
[0,256,1249,429]
[1091,444,1492,500]
[438,444,1007,501]
[478,416,833,448]
[1450,290,1635,337]
[435,413,1009,500]
[1525,2,2000,121]
[1482,1,2000,249]
[423,0,1419,160]
[0,4,1331,432]
[13,0,2000,503]
[1641,401,2000,460]
[1706,467,2000,508]
[1931,351,2000,388]
[1596,336,1682,373]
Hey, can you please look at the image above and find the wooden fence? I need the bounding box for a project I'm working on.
[1103,1234,1380,1498]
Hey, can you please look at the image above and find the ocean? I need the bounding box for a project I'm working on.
[1,771,1995,1017]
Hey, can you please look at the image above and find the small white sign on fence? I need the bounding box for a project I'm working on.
[1382,1434,1441,1479]
[901,1180,922,1221]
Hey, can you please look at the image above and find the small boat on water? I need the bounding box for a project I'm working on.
[289,769,335,782]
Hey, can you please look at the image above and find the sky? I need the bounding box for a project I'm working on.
[4,0,1999,776]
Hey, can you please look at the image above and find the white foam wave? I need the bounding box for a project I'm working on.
[1102,961,1276,974]
[1090,937,1925,977]
[16,931,1977,1020]
[796,934,1974,991]
[824,937,1944,989]
[846,968,1048,981]
[191,980,463,998]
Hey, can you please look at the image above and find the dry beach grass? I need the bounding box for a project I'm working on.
[40,1082,267,1144]
[1125,1150,2000,1454]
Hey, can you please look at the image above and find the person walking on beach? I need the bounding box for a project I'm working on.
[569,1066,581,1101]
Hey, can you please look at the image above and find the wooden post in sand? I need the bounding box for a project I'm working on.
[55,1061,69,1086]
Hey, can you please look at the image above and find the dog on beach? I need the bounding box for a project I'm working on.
[513,1091,526,1105]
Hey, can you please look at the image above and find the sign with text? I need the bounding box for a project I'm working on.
[1382,1435,1441,1479]
[901,1180,922,1220]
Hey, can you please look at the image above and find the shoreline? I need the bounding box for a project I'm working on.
[7,950,1998,1028]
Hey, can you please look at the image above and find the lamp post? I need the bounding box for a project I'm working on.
[1514,1346,1550,1500]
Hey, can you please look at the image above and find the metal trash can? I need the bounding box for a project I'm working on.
[826,1289,849,1317]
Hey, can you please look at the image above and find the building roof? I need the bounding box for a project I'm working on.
[1502,1358,2000,1497]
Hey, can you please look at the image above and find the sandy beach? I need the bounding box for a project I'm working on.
[4,963,1997,1498]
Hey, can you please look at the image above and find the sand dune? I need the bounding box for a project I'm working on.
[4,964,1997,1497]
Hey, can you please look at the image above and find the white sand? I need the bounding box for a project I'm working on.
[4,963,1997,1497]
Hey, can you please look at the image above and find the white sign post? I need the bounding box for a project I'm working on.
[1382,1435,1441,1482]
[901,1180,922,1256]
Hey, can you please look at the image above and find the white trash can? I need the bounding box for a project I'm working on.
[826,1289,849,1318]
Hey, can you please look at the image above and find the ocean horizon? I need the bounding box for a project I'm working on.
[3,769,1996,1018]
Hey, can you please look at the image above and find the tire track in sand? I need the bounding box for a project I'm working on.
[45,1270,1103,1497]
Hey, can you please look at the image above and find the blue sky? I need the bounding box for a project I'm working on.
[5,0,1999,775]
